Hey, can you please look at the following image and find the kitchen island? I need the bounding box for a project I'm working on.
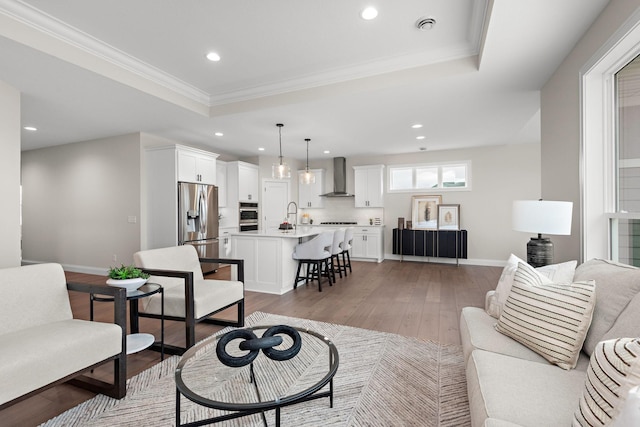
[230,227,321,294]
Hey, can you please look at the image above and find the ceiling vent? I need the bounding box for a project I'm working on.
[415,17,436,31]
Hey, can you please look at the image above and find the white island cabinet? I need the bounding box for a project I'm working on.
[230,228,319,295]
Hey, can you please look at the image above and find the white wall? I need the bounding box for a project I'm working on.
[21,133,142,273]
[258,143,541,265]
[0,80,21,268]
[541,0,640,262]
[355,144,542,264]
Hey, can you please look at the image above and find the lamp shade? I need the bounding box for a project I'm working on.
[512,200,573,235]
[272,123,291,179]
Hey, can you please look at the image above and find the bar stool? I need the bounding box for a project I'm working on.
[292,231,333,292]
[341,227,354,275]
[330,228,346,279]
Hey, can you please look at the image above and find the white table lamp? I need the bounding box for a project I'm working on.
[512,200,573,267]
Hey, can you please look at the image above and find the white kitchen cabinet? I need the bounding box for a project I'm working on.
[227,161,259,203]
[353,165,384,207]
[298,169,325,208]
[218,226,237,258]
[144,144,219,250]
[216,160,227,207]
[350,227,384,262]
[177,146,218,184]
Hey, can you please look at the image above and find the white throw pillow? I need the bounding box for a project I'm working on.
[536,259,578,282]
[487,254,577,319]
[495,262,595,370]
[574,338,640,426]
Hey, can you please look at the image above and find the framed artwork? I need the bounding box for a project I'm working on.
[411,195,442,230]
[438,204,460,231]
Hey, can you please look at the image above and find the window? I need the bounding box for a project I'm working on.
[581,10,640,262]
[388,162,470,192]
[611,54,640,266]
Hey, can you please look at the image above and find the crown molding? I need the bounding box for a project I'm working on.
[210,43,476,106]
[0,0,210,106]
[0,0,487,111]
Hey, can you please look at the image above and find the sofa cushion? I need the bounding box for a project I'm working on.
[461,307,549,364]
[574,338,640,427]
[488,254,576,319]
[601,291,640,342]
[0,263,72,335]
[483,420,526,427]
[495,262,595,370]
[573,259,640,356]
[141,278,244,319]
[460,306,590,370]
[0,319,122,405]
[467,349,586,427]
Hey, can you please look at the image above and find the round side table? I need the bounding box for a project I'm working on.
[90,283,164,360]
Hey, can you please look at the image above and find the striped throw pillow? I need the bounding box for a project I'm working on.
[495,262,595,370]
[574,338,640,426]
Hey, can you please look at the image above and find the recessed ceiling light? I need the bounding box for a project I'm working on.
[411,124,423,129]
[416,136,425,140]
[214,132,223,137]
[361,7,378,20]
[206,52,221,62]
[324,150,330,154]
[23,126,37,131]
[258,147,265,151]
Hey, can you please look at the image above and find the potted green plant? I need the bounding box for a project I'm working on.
[106,264,150,291]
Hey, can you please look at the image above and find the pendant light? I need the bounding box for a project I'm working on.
[272,123,291,179]
[300,138,316,184]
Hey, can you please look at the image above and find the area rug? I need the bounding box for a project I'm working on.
[41,312,470,426]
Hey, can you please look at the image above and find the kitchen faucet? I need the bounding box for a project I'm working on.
[287,201,298,228]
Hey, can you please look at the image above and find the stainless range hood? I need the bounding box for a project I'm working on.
[320,157,354,197]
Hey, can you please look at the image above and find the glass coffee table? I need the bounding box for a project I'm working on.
[175,325,339,427]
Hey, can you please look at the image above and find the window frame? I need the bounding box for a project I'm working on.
[387,161,472,193]
[581,9,640,262]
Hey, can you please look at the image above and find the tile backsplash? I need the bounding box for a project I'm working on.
[298,197,383,225]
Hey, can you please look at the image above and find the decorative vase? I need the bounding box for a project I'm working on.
[106,277,148,292]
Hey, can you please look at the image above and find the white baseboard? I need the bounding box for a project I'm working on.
[21,259,108,276]
[383,253,507,267]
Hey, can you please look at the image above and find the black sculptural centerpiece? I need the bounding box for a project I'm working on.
[216,325,302,368]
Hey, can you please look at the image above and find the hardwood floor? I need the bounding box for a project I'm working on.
[2,260,501,426]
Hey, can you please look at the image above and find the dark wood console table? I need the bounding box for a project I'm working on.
[392,229,467,265]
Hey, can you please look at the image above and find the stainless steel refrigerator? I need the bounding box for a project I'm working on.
[178,182,219,274]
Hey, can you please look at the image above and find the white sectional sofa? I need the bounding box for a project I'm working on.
[0,263,127,408]
[460,258,640,427]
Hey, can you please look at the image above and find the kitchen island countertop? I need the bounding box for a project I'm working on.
[230,227,321,238]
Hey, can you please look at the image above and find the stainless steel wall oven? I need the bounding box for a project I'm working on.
[239,202,259,231]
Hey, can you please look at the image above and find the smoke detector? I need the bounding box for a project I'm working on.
[416,17,436,31]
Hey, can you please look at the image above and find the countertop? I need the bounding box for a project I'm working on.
[230,227,320,238]
[298,223,385,228]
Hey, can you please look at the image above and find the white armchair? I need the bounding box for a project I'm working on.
[0,263,126,408]
[133,245,244,354]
